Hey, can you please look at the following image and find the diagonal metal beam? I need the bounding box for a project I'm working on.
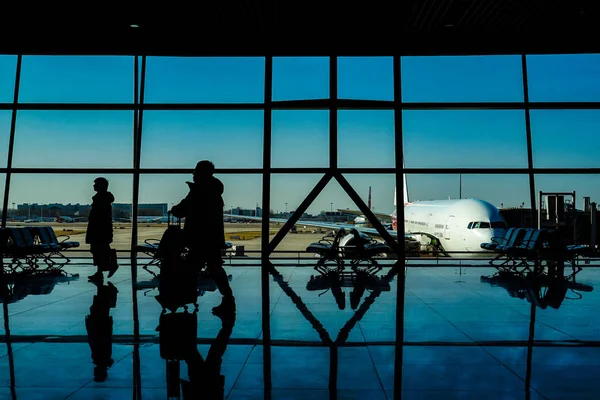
[267,262,333,345]
[335,266,398,344]
[268,172,333,254]
[334,173,400,254]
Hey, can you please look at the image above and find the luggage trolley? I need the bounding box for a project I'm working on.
[156,213,200,398]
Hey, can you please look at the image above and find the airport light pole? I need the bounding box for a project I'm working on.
[330,202,333,213]
[285,202,287,213]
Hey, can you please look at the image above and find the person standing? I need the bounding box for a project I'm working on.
[170,160,235,315]
[86,177,118,281]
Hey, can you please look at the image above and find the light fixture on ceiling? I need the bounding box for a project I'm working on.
[130,24,139,28]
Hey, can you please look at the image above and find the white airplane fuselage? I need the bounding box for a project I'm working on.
[392,198,507,257]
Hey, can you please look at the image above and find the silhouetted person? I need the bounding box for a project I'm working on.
[181,305,235,399]
[86,280,118,382]
[170,161,234,315]
[86,177,118,281]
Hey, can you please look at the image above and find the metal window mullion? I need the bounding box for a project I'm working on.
[261,55,273,398]
[393,54,406,400]
[330,56,338,171]
[130,55,146,347]
[1,55,22,228]
[521,55,537,228]
[521,53,537,397]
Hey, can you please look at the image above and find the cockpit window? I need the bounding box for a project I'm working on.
[470,221,507,229]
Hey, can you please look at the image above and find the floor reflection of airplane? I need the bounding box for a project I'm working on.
[225,174,508,258]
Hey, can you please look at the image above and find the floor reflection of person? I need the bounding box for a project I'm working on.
[86,280,118,382]
[170,161,235,315]
[181,306,236,399]
[86,177,119,282]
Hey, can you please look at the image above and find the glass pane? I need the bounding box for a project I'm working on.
[0,111,11,168]
[19,56,134,103]
[531,110,600,168]
[403,110,528,168]
[527,54,600,102]
[339,110,395,168]
[272,57,329,101]
[138,173,263,254]
[338,57,394,100]
[345,174,397,228]
[0,55,16,103]
[272,110,328,168]
[401,55,524,102]
[141,110,263,169]
[6,173,133,253]
[12,111,133,168]
[145,57,265,103]
[405,173,531,209]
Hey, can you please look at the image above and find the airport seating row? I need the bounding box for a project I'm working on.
[1,226,80,274]
[480,227,590,269]
[306,228,390,275]
[133,239,236,277]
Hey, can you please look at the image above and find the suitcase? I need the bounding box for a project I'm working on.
[159,310,198,361]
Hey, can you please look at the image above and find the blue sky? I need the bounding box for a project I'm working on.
[0,54,599,213]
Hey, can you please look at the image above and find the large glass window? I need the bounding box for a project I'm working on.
[2,53,599,399]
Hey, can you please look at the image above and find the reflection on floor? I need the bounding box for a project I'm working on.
[1,260,600,399]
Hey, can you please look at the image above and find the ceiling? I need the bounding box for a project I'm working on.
[2,0,598,56]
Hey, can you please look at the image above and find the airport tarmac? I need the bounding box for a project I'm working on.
[7,221,330,257]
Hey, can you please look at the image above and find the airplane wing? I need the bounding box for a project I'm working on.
[337,209,393,221]
[224,214,417,241]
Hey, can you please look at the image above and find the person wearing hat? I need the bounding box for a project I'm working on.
[170,160,235,315]
[86,177,119,281]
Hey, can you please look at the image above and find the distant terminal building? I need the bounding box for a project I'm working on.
[16,202,167,219]
[228,207,262,217]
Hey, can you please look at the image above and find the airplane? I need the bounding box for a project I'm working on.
[54,213,86,223]
[225,173,508,258]
[114,215,169,223]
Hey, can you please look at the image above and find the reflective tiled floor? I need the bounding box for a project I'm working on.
[1,259,600,399]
